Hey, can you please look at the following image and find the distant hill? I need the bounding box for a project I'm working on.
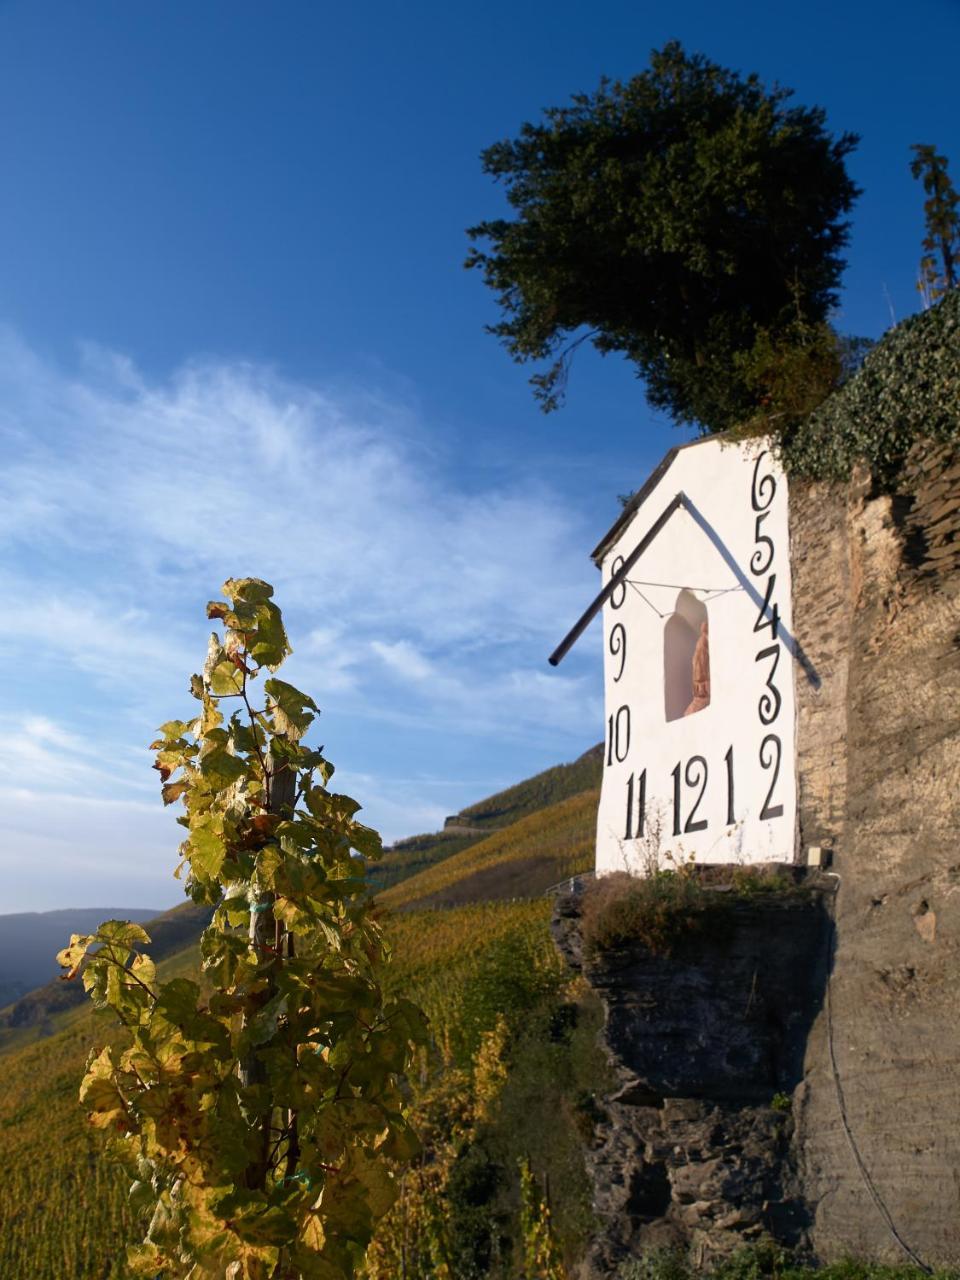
[457,742,602,828]
[0,907,161,1006]
[368,743,602,893]
[0,902,213,1051]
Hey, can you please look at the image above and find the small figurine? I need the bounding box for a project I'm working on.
[683,620,710,716]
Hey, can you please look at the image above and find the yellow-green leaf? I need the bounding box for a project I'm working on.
[222,577,274,604]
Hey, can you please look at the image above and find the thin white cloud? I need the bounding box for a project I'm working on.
[0,714,153,801]
[0,332,602,909]
[370,639,434,682]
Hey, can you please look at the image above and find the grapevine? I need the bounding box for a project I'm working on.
[58,577,426,1280]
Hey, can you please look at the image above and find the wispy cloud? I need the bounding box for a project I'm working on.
[0,331,602,910]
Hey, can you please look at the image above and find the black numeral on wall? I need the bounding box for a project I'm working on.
[624,768,646,840]
[754,645,782,725]
[751,511,775,576]
[607,705,630,766]
[724,745,735,825]
[609,622,627,682]
[609,555,626,610]
[759,734,784,819]
[753,573,780,640]
[751,451,777,512]
[672,756,709,835]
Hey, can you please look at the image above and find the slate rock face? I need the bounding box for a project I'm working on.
[552,888,831,1276]
[789,439,960,1265]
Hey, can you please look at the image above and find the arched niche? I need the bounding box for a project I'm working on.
[664,590,709,722]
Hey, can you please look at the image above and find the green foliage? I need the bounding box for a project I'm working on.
[618,1244,960,1280]
[910,144,960,304]
[619,1248,693,1280]
[732,317,872,443]
[779,290,960,484]
[455,931,567,1060]
[770,1091,792,1113]
[382,900,566,1065]
[728,866,797,897]
[480,986,611,1270]
[58,579,427,1280]
[466,41,859,433]
[371,973,605,1280]
[517,1157,565,1280]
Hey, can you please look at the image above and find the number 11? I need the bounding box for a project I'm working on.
[624,769,646,840]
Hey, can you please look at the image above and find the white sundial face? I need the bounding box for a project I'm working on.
[594,439,797,876]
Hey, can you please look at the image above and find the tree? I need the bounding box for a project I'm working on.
[465,42,860,434]
[910,144,959,306]
[58,578,426,1280]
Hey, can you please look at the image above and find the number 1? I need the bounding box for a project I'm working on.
[724,745,735,825]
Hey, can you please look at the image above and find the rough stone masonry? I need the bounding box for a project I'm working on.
[790,438,960,1264]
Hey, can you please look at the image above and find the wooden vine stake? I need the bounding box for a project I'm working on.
[58,578,427,1280]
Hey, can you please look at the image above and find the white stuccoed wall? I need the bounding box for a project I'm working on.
[595,437,797,875]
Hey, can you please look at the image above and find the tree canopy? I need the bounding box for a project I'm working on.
[466,42,860,434]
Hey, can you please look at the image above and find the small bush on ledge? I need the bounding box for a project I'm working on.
[580,865,802,960]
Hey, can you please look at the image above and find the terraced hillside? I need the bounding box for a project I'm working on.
[379,786,598,910]
[0,754,601,1279]
[367,742,601,893]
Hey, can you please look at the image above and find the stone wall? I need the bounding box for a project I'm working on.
[789,439,960,1264]
[553,885,833,1276]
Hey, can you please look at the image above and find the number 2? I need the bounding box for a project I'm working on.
[759,734,784,819]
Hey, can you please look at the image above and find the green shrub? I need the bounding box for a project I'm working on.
[619,1248,696,1280]
[456,930,567,1059]
[455,983,611,1276]
[617,1244,960,1280]
[581,871,709,958]
[581,867,807,959]
[446,1144,506,1279]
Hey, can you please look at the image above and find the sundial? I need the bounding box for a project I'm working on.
[552,437,798,874]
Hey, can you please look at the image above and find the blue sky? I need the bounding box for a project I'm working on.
[1,0,957,911]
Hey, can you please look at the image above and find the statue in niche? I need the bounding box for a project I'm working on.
[683,621,710,716]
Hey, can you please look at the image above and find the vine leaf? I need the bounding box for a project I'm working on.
[265,678,319,739]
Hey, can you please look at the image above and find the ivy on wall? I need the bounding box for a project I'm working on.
[778,290,960,485]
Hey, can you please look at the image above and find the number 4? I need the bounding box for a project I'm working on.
[753,574,780,640]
